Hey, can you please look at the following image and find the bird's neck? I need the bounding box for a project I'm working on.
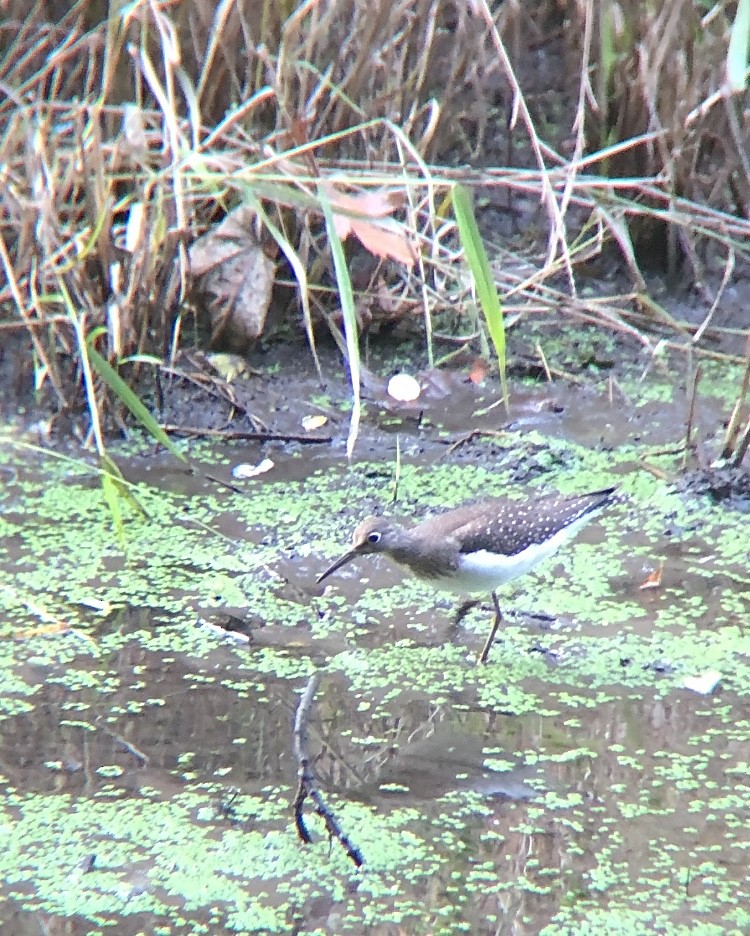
[384,530,459,580]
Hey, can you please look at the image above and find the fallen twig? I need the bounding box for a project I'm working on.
[159,425,332,444]
[292,672,364,867]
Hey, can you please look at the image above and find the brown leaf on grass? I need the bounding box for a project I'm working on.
[324,185,416,267]
[350,219,416,268]
[639,564,664,590]
[326,187,406,229]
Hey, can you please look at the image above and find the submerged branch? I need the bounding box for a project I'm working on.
[292,672,364,868]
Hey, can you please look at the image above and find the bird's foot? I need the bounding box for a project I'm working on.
[503,608,556,629]
[453,599,480,627]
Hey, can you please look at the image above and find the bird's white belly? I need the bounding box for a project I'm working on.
[425,524,584,596]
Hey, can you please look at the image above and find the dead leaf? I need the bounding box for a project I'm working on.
[206,353,251,381]
[15,623,96,644]
[78,597,114,614]
[683,670,722,694]
[468,358,490,384]
[324,184,416,267]
[639,564,663,590]
[302,414,328,431]
[198,620,251,644]
[232,458,275,479]
[189,205,275,352]
[326,187,406,230]
[15,622,69,639]
[349,217,416,267]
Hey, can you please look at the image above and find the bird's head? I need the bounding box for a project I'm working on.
[317,516,395,583]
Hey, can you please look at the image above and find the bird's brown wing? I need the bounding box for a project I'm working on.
[423,491,615,557]
[412,499,503,539]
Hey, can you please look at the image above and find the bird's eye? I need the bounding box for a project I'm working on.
[367,531,381,544]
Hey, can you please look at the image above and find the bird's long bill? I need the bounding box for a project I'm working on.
[317,548,360,584]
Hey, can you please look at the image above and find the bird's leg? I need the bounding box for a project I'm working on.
[453,599,480,627]
[443,599,480,643]
[478,591,504,664]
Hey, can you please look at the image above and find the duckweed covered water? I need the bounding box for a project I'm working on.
[2,346,750,935]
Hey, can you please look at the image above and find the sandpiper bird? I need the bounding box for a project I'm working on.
[317,487,617,663]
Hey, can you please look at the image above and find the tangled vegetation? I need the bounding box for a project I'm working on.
[0,0,748,439]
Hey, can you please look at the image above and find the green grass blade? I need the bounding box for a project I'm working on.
[100,454,125,544]
[87,345,187,462]
[728,0,750,91]
[452,184,508,409]
[318,185,361,459]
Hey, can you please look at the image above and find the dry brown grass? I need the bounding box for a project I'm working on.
[0,0,748,435]
[562,0,750,276]
[0,0,506,413]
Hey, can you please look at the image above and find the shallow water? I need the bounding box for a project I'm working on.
[2,340,749,935]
